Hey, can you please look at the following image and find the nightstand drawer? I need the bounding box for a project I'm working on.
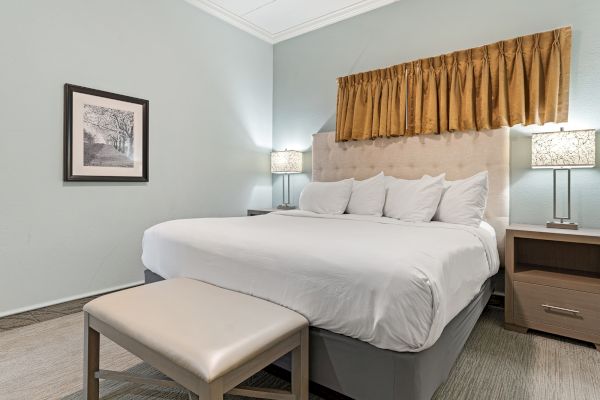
[513,281,600,337]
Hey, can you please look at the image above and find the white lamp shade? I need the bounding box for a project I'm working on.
[271,150,302,173]
[531,129,596,169]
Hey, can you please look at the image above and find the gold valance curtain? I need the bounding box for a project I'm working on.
[336,27,572,142]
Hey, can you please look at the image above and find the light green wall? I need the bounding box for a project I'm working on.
[0,0,273,315]
[3,0,600,316]
[272,0,600,228]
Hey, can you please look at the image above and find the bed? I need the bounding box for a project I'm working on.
[142,127,509,400]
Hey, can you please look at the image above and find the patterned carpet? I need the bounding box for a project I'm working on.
[1,307,599,400]
[60,365,315,400]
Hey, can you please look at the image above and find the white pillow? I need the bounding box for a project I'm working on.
[299,179,354,215]
[434,171,488,227]
[383,174,445,222]
[346,172,385,216]
[384,175,399,188]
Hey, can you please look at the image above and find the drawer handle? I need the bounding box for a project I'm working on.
[541,304,580,315]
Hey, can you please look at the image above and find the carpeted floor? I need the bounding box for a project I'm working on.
[0,307,599,400]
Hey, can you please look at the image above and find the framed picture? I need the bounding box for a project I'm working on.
[64,84,149,181]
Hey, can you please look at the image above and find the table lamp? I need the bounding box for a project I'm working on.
[531,128,596,230]
[271,150,303,209]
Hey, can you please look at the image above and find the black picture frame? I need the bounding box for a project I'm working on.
[64,84,149,182]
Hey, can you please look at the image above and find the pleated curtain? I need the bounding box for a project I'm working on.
[336,27,572,142]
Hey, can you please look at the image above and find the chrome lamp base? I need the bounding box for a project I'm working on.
[277,204,296,210]
[546,221,579,230]
[547,169,578,230]
[276,173,297,210]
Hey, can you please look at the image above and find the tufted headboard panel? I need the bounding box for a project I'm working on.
[312,128,510,266]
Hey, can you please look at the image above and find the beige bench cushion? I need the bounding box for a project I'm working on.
[83,278,308,382]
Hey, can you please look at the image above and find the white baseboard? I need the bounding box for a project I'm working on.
[0,280,145,318]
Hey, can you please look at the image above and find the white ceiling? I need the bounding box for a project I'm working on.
[185,0,399,43]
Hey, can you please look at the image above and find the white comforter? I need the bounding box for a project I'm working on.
[142,211,499,352]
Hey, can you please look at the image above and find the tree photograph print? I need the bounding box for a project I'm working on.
[64,84,149,182]
[83,104,135,168]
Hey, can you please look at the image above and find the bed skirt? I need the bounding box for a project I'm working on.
[144,269,492,400]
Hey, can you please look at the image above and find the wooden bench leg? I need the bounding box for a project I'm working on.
[210,391,223,400]
[291,327,309,400]
[204,379,225,400]
[84,312,100,400]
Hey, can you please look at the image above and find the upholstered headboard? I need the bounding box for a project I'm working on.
[312,128,510,265]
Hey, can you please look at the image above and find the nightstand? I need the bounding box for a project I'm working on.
[505,224,600,350]
[247,208,278,216]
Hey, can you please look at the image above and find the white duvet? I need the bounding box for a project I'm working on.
[142,211,499,352]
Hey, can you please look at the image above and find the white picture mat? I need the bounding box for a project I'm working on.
[72,92,144,177]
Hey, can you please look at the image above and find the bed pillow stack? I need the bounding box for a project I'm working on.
[299,178,354,214]
[383,174,446,222]
[297,170,488,227]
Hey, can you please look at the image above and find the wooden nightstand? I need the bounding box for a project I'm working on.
[247,208,278,216]
[505,224,600,350]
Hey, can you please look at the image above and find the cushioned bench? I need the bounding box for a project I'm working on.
[83,278,309,400]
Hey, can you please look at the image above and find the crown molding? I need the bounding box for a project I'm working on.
[185,0,275,43]
[186,0,399,44]
[270,0,399,43]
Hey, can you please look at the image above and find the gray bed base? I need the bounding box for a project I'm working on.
[144,269,492,400]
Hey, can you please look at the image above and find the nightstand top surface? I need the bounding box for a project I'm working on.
[508,224,600,238]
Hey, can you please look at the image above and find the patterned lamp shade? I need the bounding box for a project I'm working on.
[271,150,303,174]
[531,129,596,169]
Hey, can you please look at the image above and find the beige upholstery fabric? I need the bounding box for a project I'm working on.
[312,128,509,265]
[83,278,308,382]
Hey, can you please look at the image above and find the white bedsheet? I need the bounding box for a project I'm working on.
[142,210,499,352]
